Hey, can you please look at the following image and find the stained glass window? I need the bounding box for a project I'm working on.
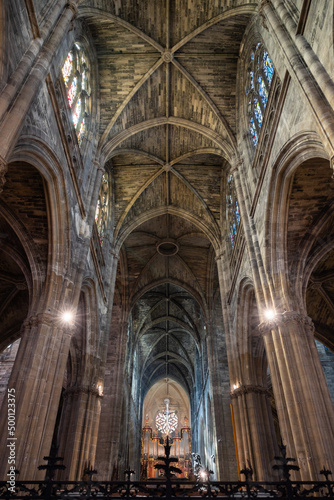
[245,43,274,148]
[68,77,77,107]
[258,76,268,105]
[73,98,81,127]
[250,71,254,90]
[226,174,240,249]
[156,409,178,435]
[61,43,90,147]
[62,53,73,84]
[95,174,109,246]
[250,117,258,146]
[263,52,274,84]
[254,98,263,127]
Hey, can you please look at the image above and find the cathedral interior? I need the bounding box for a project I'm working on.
[0,0,334,485]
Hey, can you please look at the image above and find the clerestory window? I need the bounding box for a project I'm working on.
[61,43,90,146]
[95,174,109,246]
[246,43,274,148]
[226,173,240,249]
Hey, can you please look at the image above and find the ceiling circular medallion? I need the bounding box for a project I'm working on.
[157,240,179,256]
[162,50,173,63]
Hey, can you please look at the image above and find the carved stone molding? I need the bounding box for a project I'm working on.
[63,385,102,399]
[66,1,78,16]
[258,0,270,31]
[230,384,271,399]
[257,311,315,336]
[24,313,56,329]
[22,312,78,333]
[110,248,120,260]
[93,160,105,174]
[230,157,243,174]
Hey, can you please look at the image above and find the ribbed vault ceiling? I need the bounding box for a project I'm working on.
[81,0,255,393]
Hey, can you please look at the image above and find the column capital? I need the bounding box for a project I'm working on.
[23,312,55,328]
[257,311,315,336]
[229,156,243,174]
[23,312,78,333]
[63,385,102,399]
[230,384,271,399]
[110,249,120,260]
[214,246,225,262]
[66,1,78,16]
[258,0,270,31]
[93,159,105,174]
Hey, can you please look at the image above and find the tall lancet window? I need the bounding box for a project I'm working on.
[95,174,109,246]
[226,173,240,249]
[246,43,274,147]
[61,43,90,146]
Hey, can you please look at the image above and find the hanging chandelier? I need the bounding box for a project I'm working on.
[156,398,178,435]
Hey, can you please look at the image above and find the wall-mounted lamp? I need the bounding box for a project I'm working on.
[264,309,276,320]
[61,310,75,325]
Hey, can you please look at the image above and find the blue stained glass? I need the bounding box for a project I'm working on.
[235,201,240,224]
[258,76,268,105]
[250,117,258,146]
[247,44,274,150]
[230,222,237,248]
[263,52,274,84]
[254,98,263,127]
[226,173,240,249]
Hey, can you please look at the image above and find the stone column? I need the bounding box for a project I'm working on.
[89,247,126,480]
[87,160,105,218]
[0,38,42,120]
[57,385,103,480]
[95,314,129,480]
[271,0,334,110]
[230,385,278,480]
[205,318,238,480]
[0,2,78,161]
[0,312,73,479]
[258,311,334,479]
[232,160,270,308]
[259,0,334,156]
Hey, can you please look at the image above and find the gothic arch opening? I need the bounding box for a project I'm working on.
[96,210,235,479]
[141,380,191,479]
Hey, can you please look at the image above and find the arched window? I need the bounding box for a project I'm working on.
[61,43,90,146]
[95,174,109,246]
[246,43,274,147]
[226,173,240,248]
